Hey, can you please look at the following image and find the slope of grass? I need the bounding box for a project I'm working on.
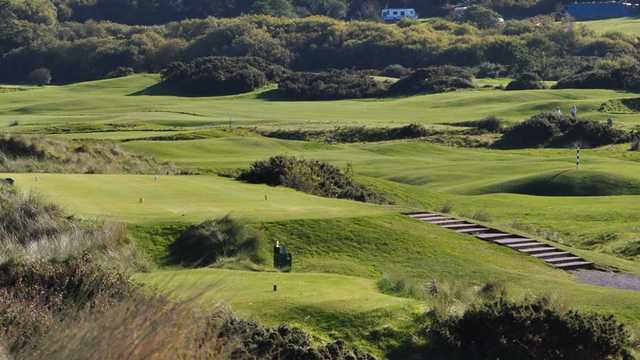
[2,74,640,133]
[134,215,640,339]
[0,173,391,223]
[468,169,640,196]
[133,268,418,355]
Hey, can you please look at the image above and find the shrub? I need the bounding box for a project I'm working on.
[277,70,387,100]
[630,135,640,151]
[327,124,429,143]
[426,297,632,360]
[457,5,503,29]
[105,66,134,78]
[238,155,386,203]
[217,317,375,360]
[505,72,545,90]
[556,62,640,91]
[260,124,430,143]
[494,112,628,149]
[381,64,411,78]
[169,215,260,267]
[475,62,508,78]
[454,116,503,133]
[389,66,474,96]
[28,68,52,86]
[161,56,282,96]
[494,112,560,148]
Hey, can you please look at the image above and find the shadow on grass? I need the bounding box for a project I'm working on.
[128,82,187,96]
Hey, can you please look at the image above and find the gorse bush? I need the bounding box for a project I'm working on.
[505,72,545,90]
[556,61,640,92]
[260,124,430,143]
[238,155,386,203]
[277,70,387,100]
[456,5,503,29]
[389,66,474,96]
[494,112,628,149]
[161,56,284,96]
[454,116,503,133]
[0,135,178,174]
[425,296,632,360]
[169,215,261,267]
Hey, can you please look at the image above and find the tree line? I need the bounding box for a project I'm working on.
[1,0,639,85]
[5,0,569,26]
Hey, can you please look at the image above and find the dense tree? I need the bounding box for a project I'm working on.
[28,68,52,85]
[457,5,503,29]
[0,15,638,84]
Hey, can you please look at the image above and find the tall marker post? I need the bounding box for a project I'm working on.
[576,145,580,169]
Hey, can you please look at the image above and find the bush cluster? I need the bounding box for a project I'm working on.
[426,297,631,359]
[218,317,375,360]
[453,116,504,133]
[161,56,285,96]
[494,112,628,149]
[277,70,386,100]
[505,72,545,90]
[262,124,430,143]
[238,155,386,203]
[169,215,261,267]
[389,66,474,95]
[3,11,635,85]
[556,62,640,92]
[475,62,508,78]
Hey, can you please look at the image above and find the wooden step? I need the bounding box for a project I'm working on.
[506,242,543,249]
[441,223,476,229]
[455,227,490,233]
[532,251,571,259]
[419,216,450,221]
[544,256,583,263]
[429,219,465,225]
[476,233,512,240]
[518,246,557,254]
[410,213,440,218]
[406,211,595,272]
[494,238,534,245]
[553,261,593,270]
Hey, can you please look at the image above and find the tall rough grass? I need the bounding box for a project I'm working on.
[0,186,374,359]
[0,135,179,174]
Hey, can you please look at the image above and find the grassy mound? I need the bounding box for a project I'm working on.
[469,170,640,196]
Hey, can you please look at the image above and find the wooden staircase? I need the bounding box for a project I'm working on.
[407,212,593,271]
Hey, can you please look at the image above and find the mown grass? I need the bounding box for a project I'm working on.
[133,268,418,355]
[134,215,640,352]
[7,75,640,355]
[578,17,640,36]
[0,173,391,224]
[2,74,640,134]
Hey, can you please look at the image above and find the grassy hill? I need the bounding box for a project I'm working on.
[2,74,640,135]
[468,169,640,196]
[5,75,640,356]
